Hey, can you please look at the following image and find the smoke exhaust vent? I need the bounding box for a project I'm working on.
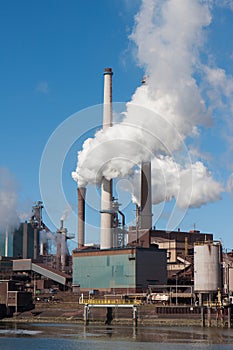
[100,68,113,249]
[140,161,152,230]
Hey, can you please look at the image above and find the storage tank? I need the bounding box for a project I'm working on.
[228,267,233,292]
[194,241,222,293]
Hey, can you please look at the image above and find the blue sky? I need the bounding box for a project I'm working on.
[1,0,233,251]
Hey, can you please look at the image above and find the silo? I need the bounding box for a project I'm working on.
[228,267,233,292]
[194,241,222,293]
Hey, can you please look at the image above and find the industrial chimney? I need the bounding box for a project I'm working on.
[60,220,67,273]
[140,161,152,230]
[56,219,68,272]
[5,226,9,257]
[78,187,86,249]
[100,68,113,249]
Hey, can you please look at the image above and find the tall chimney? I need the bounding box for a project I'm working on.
[23,222,28,259]
[140,161,152,230]
[61,225,67,273]
[5,227,8,257]
[56,230,61,270]
[100,68,113,249]
[56,219,68,272]
[78,187,86,249]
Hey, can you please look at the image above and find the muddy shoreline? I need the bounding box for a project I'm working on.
[0,302,209,327]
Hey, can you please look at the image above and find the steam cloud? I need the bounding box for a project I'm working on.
[0,167,20,233]
[122,157,223,209]
[60,205,72,221]
[226,174,233,193]
[72,0,229,209]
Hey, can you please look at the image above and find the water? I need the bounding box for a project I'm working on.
[0,322,233,349]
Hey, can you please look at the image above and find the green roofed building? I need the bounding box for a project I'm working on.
[72,246,167,293]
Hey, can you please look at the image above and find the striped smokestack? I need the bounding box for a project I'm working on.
[100,68,113,249]
[78,187,86,249]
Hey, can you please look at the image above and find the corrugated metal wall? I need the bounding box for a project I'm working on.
[136,248,167,290]
[73,253,136,290]
[73,247,167,291]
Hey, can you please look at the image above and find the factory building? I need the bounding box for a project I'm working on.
[0,280,34,317]
[223,251,233,298]
[0,202,73,294]
[0,222,40,260]
[0,257,13,280]
[13,222,40,260]
[73,246,167,293]
[128,227,213,250]
[128,228,213,281]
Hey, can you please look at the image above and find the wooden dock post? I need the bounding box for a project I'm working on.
[84,304,89,325]
[133,306,138,327]
[207,306,211,327]
[201,307,205,327]
[228,306,232,328]
[105,307,113,325]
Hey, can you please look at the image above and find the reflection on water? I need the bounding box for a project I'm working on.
[0,322,233,349]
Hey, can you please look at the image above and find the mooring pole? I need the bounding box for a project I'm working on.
[207,306,211,327]
[84,304,89,325]
[201,307,205,327]
[133,306,138,327]
[228,306,231,329]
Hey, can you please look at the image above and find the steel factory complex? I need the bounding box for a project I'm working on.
[1,68,233,326]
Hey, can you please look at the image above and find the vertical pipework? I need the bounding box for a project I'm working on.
[60,219,64,230]
[61,227,67,273]
[78,187,86,249]
[56,230,61,270]
[140,161,152,230]
[100,68,113,250]
[33,229,39,260]
[5,226,8,257]
[23,222,28,259]
[56,219,67,272]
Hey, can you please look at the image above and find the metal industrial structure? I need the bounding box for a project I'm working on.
[0,202,73,299]
[5,222,39,260]
[194,241,223,305]
[223,252,233,297]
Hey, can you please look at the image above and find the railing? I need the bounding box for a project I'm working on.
[79,298,142,305]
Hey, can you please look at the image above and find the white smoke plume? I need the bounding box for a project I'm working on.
[123,156,223,209]
[60,205,72,221]
[72,0,225,208]
[226,173,233,193]
[0,167,20,233]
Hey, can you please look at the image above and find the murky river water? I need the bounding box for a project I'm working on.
[0,322,233,349]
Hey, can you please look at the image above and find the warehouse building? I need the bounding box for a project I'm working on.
[72,246,167,293]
